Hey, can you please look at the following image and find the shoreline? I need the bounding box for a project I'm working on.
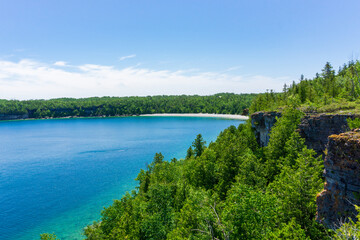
[0,113,249,122]
[140,113,248,120]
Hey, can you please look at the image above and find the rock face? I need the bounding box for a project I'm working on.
[297,114,354,156]
[251,111,282,147]
[251,111,360,228]
[316,129,360,228]
[251,112,355,155]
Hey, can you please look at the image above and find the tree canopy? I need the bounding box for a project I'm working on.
[250,60,360,114]
[81,106,327,239]
[0,93,256,119]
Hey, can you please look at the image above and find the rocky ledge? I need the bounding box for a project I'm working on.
[251,112,357,156]
[250,111,282,147]
[316,129,360,228]
[297,114,355,156]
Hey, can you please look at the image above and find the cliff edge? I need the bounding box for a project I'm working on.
[250,111,281,147]
[251,112,356,156]
[316,129,360,228]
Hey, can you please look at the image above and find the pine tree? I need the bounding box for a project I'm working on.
[192,134,206,157]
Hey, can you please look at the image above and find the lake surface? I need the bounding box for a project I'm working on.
[0,116,243,240]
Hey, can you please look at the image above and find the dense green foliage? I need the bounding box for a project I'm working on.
[347,117,360,129]
[81,106,327,240]
[40,61,360,239]
[331,206,360,239]
[0,93,256,118]
[250,60,360,114]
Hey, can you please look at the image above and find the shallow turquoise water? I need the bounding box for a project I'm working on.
[0,116,243,240]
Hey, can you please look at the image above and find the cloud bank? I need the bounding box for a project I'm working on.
[0,59,290,100]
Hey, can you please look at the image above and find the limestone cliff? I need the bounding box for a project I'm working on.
[297,114,355,156]
[316,129,360,228]
[251,112,355,156]
[250,111,281,147]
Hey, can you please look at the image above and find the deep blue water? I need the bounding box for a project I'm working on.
[0,116,243,240]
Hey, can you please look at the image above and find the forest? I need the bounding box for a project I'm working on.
[41,61,360,240]
[0,93,256,118]
[250,60,360,114]
[79,107,327,240]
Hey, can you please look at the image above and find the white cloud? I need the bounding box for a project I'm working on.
[0,59,291,100]
[118,54,136,61]
[54,61,67,66]
[224,66,242,72]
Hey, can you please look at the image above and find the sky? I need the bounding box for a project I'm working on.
[0,0,359,100]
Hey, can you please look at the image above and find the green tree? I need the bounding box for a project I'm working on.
[222,183,279,239]
[265,107,304,182]
[167,188,215,240]
[267,146,324,238]
[185,146,194,159]
[321,62,336,97]
[141,183,175,239]
[347,117,360,129]
[136,169,151,194]
[153,152,164,165]
[148,152,165,172]
[268,218,309,240]
[192,134,206,157]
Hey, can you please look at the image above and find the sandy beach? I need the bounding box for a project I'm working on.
[139,113,249,120]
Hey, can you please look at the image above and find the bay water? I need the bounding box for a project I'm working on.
[0,116,243,240]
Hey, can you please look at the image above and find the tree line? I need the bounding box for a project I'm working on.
[250,60,360,114]
[0,93,256,118]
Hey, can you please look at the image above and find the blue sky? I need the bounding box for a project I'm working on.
[0,0,359,99]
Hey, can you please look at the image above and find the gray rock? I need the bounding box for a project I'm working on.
[250,111,281,147]
[316,129,360,228]
[251,112,357,156]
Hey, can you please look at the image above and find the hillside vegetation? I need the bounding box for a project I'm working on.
[42,61,360,240]
[250,60,360,114]
[82,107,327,240]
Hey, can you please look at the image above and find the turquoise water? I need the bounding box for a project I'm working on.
[0,116,243,240]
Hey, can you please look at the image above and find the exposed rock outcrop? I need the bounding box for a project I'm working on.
[297,114,355,156]
[251,112,356,156]
[316,129,360,228]
[251,111,282,147]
